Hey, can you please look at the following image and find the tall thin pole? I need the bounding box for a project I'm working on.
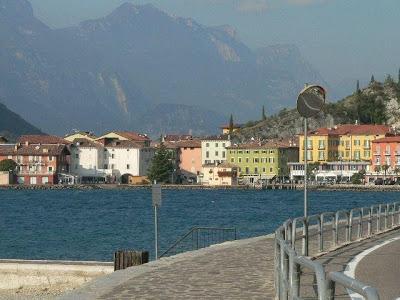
[154,205,158,260]
[304,117,308,218]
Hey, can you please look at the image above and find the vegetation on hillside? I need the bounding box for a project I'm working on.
[234,71,400,142]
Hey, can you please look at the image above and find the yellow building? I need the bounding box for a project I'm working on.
[220,124,242,135]
[298,124,390,163]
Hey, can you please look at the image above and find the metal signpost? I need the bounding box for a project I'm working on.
[152,182,162,260]
[297,84,326,218]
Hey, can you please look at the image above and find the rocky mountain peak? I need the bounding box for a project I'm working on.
[0,0,33,20]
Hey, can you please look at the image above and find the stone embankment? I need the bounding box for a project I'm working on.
[0,260,113,299]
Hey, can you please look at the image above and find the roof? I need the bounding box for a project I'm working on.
[0,144,70,156]
[113,131,150,142]
[17,135,71,145]
[227,141,297,150]
[372,136,400,143]
[164,135,193,142]
[302,124,391,137]
[172,140,201,148]
[72,138,103,148]
[202,162,237,168]
[102,139,144,149]
[201,135,230,141]
[65,131,97,140]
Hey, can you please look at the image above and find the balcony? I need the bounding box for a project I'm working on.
[385,152,391,156]
[17,171,56,176]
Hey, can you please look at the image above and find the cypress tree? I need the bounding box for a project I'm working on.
[262,105,267,121]
[229,114,234,134]
[398,68,400,87]
[147,143,174,183]
[370,75,375,83]
[356,80,360,93]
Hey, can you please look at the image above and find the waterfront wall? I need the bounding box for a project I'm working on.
[0,259,113,290]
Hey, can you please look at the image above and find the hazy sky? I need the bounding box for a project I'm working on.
[29,0,400,86]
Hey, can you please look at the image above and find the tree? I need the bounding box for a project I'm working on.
[356,80,360,93]
[374,165,381,174]
[370,75,375,83]
[262,105,267,121]
[382,164,389,182]
[0,159,17,172]
[229,114,234,135]
[147,143,174,184]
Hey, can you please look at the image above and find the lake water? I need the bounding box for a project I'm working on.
[0,189,398,261]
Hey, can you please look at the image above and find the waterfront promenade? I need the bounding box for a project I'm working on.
[61,227,400,300]
[61,235,276,299]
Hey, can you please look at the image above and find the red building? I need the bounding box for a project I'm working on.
[0,135,71,185]
[371,136,400,170]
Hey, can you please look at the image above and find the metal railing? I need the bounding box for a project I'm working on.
[160,226,237,258]
[275,201,400,300]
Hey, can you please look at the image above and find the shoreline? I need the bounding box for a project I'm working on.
[0,183,400,192]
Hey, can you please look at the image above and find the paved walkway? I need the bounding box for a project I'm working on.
[60,235,276,300]
[314,229,400,299]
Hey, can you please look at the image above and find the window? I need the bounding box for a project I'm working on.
[306,150,313,161]
[245,167,249,174]
[206,143,209,147]
[215,151,219,156]
[7,155,12,159]
[75,154,79,159]
[75,164,78,170]
[231,158,235,163]
[364,150,371,158]
[254,151,259,154]
[345,151,350,157]
[375,157,380,164]
[238,151,243,154]
[262,167,266,173]
[49,156,53,161]
[246,158,249,163]
[104,164,108,169]
[48,166,53,172]
[215,143,218,147]
[111,164,115,169]
[222,151,225,158]
[127,164,130,169]
[254,167,258,174]
[318,151,325,160]
[354,140,361,146]
[270,167,273,172]
[254,158,259,163]
[111,154,115,159]
[318,140,325,149]
[238,157,242,163]
[354,151,360,160]
[345,141,350,149]
[206,151,209,158]
[222,143,226,147]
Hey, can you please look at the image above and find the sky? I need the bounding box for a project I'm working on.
[28,0,400,88]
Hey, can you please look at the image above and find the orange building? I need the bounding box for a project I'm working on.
[371,136,400,171]
[175,140,202,182]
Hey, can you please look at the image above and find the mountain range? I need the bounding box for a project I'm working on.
[0,0,326,137]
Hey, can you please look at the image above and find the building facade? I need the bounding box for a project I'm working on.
[201,162,238,186]
[0,142,70,185]
[227,142,299,184]
[298,124,390,163]
[201,136,231,165]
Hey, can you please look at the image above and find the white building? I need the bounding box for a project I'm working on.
[201,136,231,165]
[70,138,154,184]
[201,162,238,186]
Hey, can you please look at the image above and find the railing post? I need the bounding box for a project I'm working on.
[334,212,339,246]
[357,209,362,239]
[348,211,353,242]
[326,278,335,300]
[275,234,281,300]
[319,215,324,252]
[280,242,289,300]
[303,219,309,256]
[378,204,383,232]
[385,204,389,230]
[368,206,373,236]
[289,250,300,299]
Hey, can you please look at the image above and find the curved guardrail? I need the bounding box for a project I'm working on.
[275,202,400,300]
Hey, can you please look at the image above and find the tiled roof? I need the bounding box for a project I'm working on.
[0,144,69,156]
[303,124,391,136]
[72,138,103,148]
[18,135,71,145]
[103,139,144,149]
[65,131,97,139]
[114,131,150,142]
[227,141,296,150]
[372,136,400,143]
[173,140,201,148]
[164,135,193,142]
[201,135,230,141]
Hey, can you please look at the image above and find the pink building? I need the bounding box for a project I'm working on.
[175,140,202,182]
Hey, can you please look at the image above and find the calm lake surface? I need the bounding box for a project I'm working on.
[0,189,398,261]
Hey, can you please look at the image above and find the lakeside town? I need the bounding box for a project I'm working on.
[0,122,399,187]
